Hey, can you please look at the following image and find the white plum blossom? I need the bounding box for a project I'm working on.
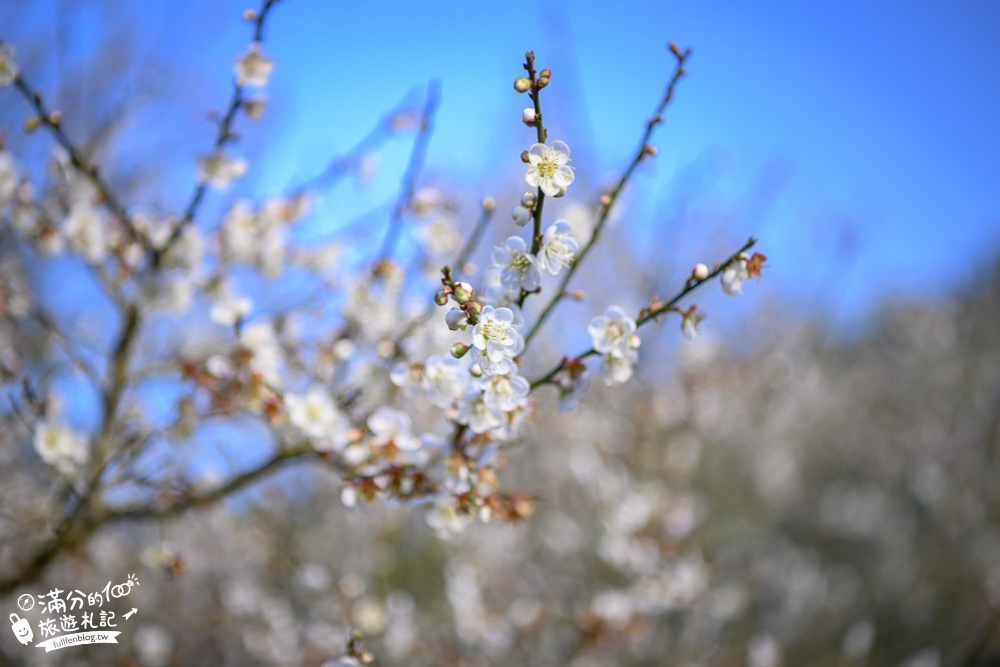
[0,43,16,87]
[210,286,252,327]
[239,321,283,386]
[0,151,18,203]
[456,390,505,434]
[681,307,706,341]
[537,220,578,276]
[234,42,274,88]
[162,224,204,271]
[721,255,750,296]
[525,140,575,197]
[286,386,343,441]
[64,201,108,263]
[368,406,418,451]
[34,421,89,476]
[601,349,637,386]
[588,306,638,359]
[424,354,471,409]
[197,152,247,190]
[492,236,540,295]
[482,372,530,413]
[471,306,522,376]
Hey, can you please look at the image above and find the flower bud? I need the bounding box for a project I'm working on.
[521,107,537,126]
[511,205,532,227]
[692,263,709,281]
[451,343,471,359]
[445,308,467,330]
[513,77,531,93]
[642,144,658,157]
[23,116,40,133]
[243,8,257,20]
[537,77,550,89]
[520,150,530,164]
[520,191,536,208]
[539,68,551,79]
[434,290,449,306]
[452,281,474,303]
[48,110,62,126]
[464,301,483,317]
[481,196,496,211]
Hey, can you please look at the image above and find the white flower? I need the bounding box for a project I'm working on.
[0,151,19,203]
[210,286,252,327]
[162,225,203,272]
[537,221,578,276]
[471,306,522,371]
[721,255,749,296]
[681,307,706,341]
[64,201,108,263]
[491,236,540,295]
[482,372,530,412]
[368,407,417,451]
[601,350,637,386]
[426,496,472,538]
[456,390,505,434]
[588,306,637,358]
[525,140,575,197]
[415,216,461,257]
[0,43,17,87]
[286,386,342,440]
[424,354,470,408]
[445,308,467,331]
[197,152,247,190]
[34,421,89,476]
[234,42,274,88]
[239,321,282,386]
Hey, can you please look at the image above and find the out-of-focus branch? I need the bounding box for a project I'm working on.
[154,0,280,267]
[103,443,314,522]
[289,92,419,198]
[10,75,149,250]
[375,79,440,265]
[529,236,756,390]
[522,44,691,351]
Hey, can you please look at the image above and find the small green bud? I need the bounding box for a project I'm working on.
[513,77,531,93]
[465,301,483,317]
[434,290,449,306]
[520,151,530,164]
[451,343,471,359]
[452,281,474,303]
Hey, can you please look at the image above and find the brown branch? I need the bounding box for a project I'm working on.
[529,236,756,390]
[521,44,692,351]
[153,0,281,267]
[375,79,441,264]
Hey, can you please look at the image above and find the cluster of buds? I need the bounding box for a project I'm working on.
[435,266,483,335]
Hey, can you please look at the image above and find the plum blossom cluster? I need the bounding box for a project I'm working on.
[0,21,775,649]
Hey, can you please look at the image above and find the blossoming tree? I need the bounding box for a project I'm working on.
[0,4,768,664]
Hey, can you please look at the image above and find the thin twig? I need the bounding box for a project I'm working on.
[529,236,755,390]
[521,45,691,351]
[153,0,280,267]
[375,79,441,264]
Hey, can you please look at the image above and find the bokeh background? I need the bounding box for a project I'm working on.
[2,1,1000,666]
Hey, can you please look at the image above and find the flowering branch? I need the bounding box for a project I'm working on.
[522,43,691,351]
[376,79,441,265]
[529,236,756,390]
[154,0,281,267]
[10,74,149,251]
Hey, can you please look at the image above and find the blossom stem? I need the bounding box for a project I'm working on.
[376,79,441,266]
[517,52,549,308]
[521,45,691,351]
[154,0,280,268]
[528,236,756,391]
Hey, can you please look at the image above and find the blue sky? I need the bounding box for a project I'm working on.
[261,0,1000,319]
[6,0,1000,326]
